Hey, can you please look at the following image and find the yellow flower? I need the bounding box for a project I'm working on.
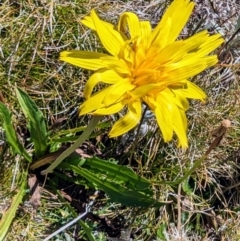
[60,0,224,147]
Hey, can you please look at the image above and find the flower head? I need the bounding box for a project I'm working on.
[60,0,224,147]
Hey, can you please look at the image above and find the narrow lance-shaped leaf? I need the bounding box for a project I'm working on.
[81,157,151,192]
[63,155,151,192]
[79,220,96,241]
[16,88,48,158]
[60,162,168,207]
[0,102,31,162]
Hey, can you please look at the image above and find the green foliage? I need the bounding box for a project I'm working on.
[60,156,166,207]
[0,102,31,162]
[0,172,27,241]
[82,157,151,190]
[182,179,194,196]
[0,88,50,240]
[0,87,49,160]
[16,87,48,158]
[157,223,167,240]
[79,220,96,241]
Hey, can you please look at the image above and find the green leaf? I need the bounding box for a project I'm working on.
[182,179,193,195]
[0,173,27,240]
[82,157,151,192]
[0,102,31,162]
[16,88,48,157]
[60,161,167,207]
[79,220,96,241]
[64,155,152,194]
[157,223,167,240]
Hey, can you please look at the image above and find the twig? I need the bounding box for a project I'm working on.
[43,196,96,241]
[205,119,231,155]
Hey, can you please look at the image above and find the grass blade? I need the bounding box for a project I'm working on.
[79,220,96,241]
[0,102,31,162]
[0,173,27,240]
[16,88,48,158]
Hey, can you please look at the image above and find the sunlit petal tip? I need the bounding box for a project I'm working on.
[88,10,125,56]
[118,12,141,39]
[151,0,195,50]
[109,102,142,137]
[59,50,109,70]
[178,139,188,148]
[59,51,70,61]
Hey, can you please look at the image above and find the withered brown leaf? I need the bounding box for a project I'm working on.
[205,119,231,155]
[28,174,41,209]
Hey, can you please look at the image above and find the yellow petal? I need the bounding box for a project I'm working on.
[84,70,125,99]
[118,12,141,39]
[163,56,218,81]
[183,36,224,62]
[160,89,189,110]
[101,56,130,74]
[103,79,135,106]
[121,42,135,64]
[154,96,174,142]
[129,84,158,100]
[94,101,124,115]
[153,93,188,147]
[148,17,171,55]
[151,0,194,48]
[140,21,152,50]
[198,34,224,56]
[172,107,188,148]
[89,10,125,56]
[174,81,206,101]
[60,50,108,70]
[80,86,114,115]
[81,14,114,31]
[180,32,223,60]
[156,40,185,65]
[158,92,188,147]
[109,101,142,137]
[152,32,223,68]
[135,42,146,67]
[133,69,162,85]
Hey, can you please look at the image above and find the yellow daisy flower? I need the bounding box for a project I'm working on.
[60,0,224,147]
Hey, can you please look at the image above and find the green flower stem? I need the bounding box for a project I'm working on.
[41,116,101,176]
